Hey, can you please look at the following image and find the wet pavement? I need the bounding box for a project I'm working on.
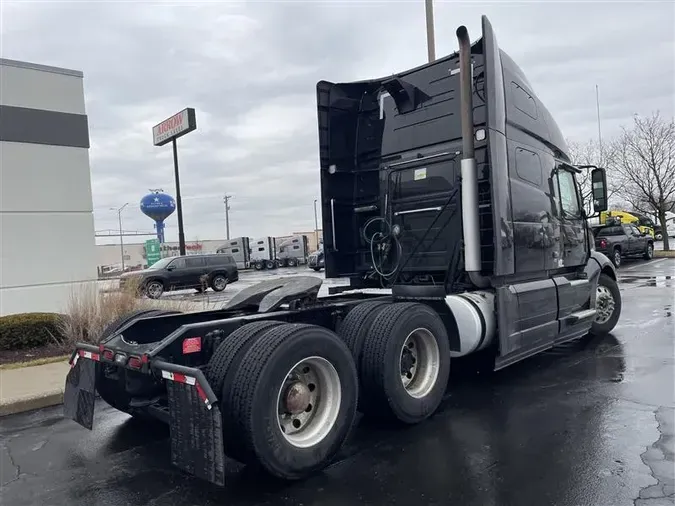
[1,259,674,506]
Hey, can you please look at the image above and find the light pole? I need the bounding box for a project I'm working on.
[425,0,436,62]
[223,195,233,240]
[111,203,129,272]
[313,199,319,250]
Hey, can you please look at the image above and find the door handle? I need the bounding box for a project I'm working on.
[394,206,443,216]
[330,199,337,251]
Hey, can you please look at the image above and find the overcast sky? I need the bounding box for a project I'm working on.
[2,1,674,245]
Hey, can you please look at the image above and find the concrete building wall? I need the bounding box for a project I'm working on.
[0,58,97,316]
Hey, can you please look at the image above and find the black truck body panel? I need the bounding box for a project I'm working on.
[316,16,577,287]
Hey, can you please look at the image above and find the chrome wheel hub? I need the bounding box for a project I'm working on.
[595,285,615,324]
[399,328,440,399]
[276,356,341,448]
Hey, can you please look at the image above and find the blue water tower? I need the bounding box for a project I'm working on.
[140,190,176,243]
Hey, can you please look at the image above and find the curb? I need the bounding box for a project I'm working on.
[0,390,64,417]
[654,250,675,258]
[0,355,70,370]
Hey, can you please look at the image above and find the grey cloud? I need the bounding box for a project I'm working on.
[3,1,673,244]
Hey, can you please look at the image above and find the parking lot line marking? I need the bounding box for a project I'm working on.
[621,258,668,271]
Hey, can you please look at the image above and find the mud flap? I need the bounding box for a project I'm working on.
[166,381,226,486]
[63,358,97,430]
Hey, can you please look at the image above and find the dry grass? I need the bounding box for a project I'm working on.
[59,278,201,345]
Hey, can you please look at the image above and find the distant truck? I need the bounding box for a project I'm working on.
[217,235,309,270]
[600,210,655,237]
[277,235,310,267]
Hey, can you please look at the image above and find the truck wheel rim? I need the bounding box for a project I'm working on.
[648,245,653,258]
[595,285,615,324]
[276,356,341,448]
[399,328,440,399]
[214,277,226,290]
[614,251,621,266]
[148,282,162,297]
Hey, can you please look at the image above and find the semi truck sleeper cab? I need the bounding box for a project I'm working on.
[63,15,620,486]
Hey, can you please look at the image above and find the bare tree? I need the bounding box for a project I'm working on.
[611,112,675,250]
[567,138,617,214]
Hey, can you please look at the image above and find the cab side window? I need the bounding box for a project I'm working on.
[169,258,185,269]
[629,225,642,237]
[557,168,581,219]
[185,257,204,268]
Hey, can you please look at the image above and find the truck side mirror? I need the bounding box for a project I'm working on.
[591,168,608,213]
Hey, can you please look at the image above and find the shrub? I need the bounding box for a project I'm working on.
[0,312,67,351]
[59,280,200,345]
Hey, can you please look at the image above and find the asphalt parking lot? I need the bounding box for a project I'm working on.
[2,259,673,506]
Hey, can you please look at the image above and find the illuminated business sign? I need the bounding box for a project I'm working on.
[152,108,197,146]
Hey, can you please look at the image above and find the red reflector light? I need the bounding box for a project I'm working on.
[102,349,114,361]
[182,337,202,354]
[599,239,607,248]
[128,356,142,369]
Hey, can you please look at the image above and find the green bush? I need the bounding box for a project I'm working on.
[0,312,66,351]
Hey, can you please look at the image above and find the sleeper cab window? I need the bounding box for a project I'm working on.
[515,147,542,186]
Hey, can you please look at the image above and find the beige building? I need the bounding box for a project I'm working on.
[0,58,97,315]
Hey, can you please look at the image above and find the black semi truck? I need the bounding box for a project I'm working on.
[64,16,621,486]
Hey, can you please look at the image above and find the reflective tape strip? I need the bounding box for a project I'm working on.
[78,350,100,361]
[161,370,196,386]
[161,370,211,410]
[70,354,79,368]
[195,383,212,410]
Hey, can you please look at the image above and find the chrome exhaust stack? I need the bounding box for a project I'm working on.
[456,26,490,288]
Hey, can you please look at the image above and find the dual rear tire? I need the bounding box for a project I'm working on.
[207,322,358,480]
[206,301,450,479]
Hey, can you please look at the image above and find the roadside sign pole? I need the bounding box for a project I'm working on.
[152,107,196,257]
[172,138,186,256]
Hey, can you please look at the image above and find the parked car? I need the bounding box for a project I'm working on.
[593,223,654,267]
[120,253,239,299]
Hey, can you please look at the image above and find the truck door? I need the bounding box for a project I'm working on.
[554,163,587,267]
[627,224,645,254]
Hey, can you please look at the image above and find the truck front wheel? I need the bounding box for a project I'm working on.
[223,323,358,479]
[590,273,621,335]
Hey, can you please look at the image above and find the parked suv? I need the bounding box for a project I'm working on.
[593,223,654,267]
[120,253,239,299]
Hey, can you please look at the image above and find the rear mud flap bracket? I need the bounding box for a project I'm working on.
[167,380,226,486]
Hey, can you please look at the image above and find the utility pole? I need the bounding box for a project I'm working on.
[425,0,436,63]
[111,203,129,272]
[313,199,319,250]
[596,84,603,156]
[223,195,232,240]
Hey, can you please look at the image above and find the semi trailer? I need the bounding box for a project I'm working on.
[217,235,309,269]
[63,16,620,486]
